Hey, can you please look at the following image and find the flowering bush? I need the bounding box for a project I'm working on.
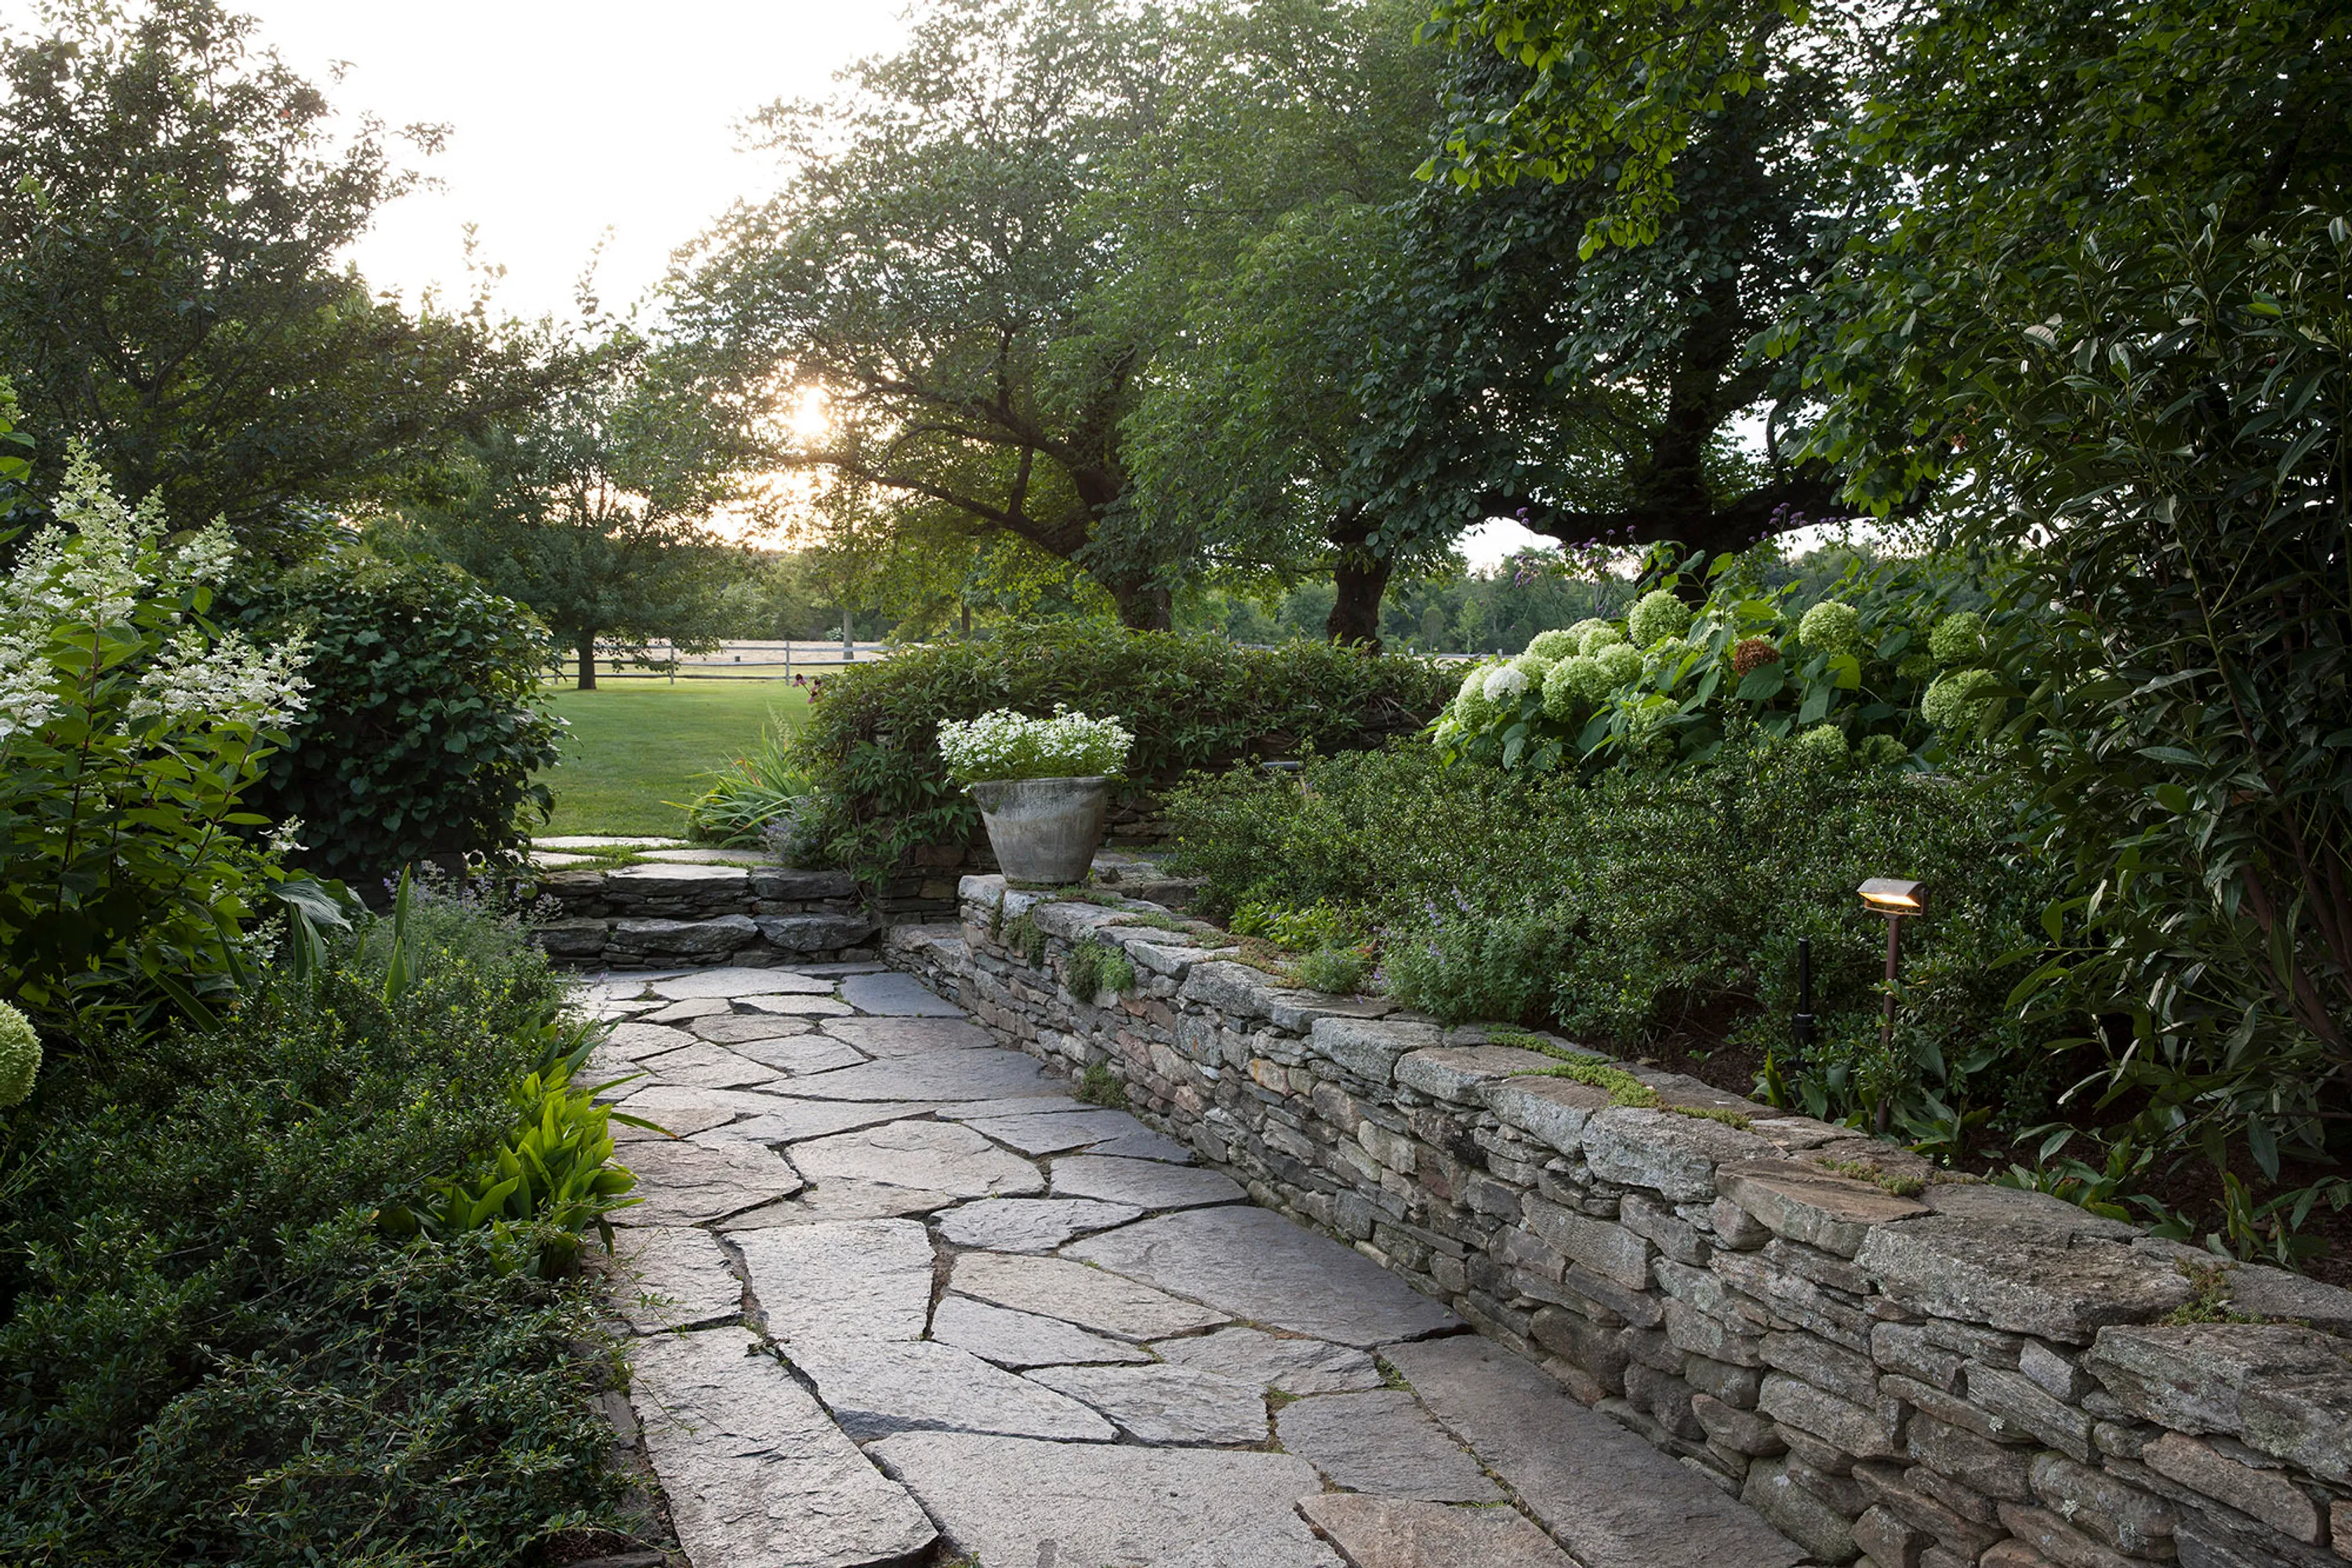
[0,445,310,1019]
[937,706,1134,783]
[0,1000,39,1106]
[1435,549,2008,776]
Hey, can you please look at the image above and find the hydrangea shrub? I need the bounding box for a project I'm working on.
[1433,551,2008,776]
[0,1000,40,1107]
[0,445,310,1015]
[936,706,1135,783]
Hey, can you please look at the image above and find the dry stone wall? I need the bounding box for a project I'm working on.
[887,873,2352,1568]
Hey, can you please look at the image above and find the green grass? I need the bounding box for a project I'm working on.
[536,681,810,838]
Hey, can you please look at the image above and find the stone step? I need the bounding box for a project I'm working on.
[1385,1335,1809,1568]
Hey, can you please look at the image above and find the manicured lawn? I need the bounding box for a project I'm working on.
[536,680,810,837]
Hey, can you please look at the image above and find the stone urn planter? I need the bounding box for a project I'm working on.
[970,775,1111,885]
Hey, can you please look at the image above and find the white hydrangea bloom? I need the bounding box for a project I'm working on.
[1482,663,1531,702]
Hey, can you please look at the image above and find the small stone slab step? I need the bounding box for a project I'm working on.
[630,1328,937,1568]
[935,1197,1143,1253]
[952,1250,1229,1341]
[839,971,964,1016]
[1152,1327,1385,1395]
[1296,1494,1577,1568]
[822,1017,997,1055]
[619,1138,803,1225]
[1276,1389,1502,1501]
[1047,1153,1246,1210]
[541,834,685,850]
[1025,1363,1268,1445]
[649,967,836,1000]
[691,1013,818,1045]
[720,1036,863,1077]
[609,1226,743,1334]
[735,1218,935,1342]
[872,1433,1342,1568]
[1383,1336,1806,1568]
[784,1338,1115,1443]
[965,1107,1149,1155]
[780,1051,1062,1103]
[1067,1207,1464,1348]
[792,1119,1045,1201]
[930,1295,1152,1369]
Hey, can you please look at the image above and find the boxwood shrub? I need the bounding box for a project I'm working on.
[792,622,1455,883]
[229,551,562,889]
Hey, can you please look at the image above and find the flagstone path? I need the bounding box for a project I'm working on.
[589,962,1809,1568]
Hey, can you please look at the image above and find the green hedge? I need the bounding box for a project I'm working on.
[0,895,635,1564]
[792,623,1456,883]
[231,552,562,890]
[1162,734,2067,1149]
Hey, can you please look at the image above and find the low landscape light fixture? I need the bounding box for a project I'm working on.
[1859,879,1927,1131]
[1791,936,1816,1051]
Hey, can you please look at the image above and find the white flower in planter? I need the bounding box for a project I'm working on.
[936,705,1134,784]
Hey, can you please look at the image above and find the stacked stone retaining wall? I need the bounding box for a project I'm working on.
[887,873,2352,1568]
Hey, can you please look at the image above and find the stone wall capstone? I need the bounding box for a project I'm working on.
[887,873,2352,1568]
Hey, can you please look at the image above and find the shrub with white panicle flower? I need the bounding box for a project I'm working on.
[1577,619,1628,655]
[1798,599,1864,659]
[1627,590,1693,648]
[1481,662,1531,704]
[937,705,1134,784]
[1524,628,1580,661]
[0,444,312,1011]
[1452,662,1496,728]
[0,1001,39,1108]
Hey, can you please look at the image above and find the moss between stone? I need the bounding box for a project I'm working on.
[1003,913,1047,967]
[1820,1156,1928,1200]
[1076,1062,1130,1110]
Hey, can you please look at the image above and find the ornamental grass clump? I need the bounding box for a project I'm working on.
[936,706,1134,784]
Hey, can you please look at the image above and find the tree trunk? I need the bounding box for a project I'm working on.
[960,601,973,638]
[1109,578,1173,631]
[575,632,597,691]
[1325,509,1392,652]
[841,604,855,660]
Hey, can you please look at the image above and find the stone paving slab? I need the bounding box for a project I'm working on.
[633,1042,786,1091]
[934,1196,1144,1252]
[644,997,733,1024]
[610,1226,743,1334]
[964,1107,1150,1155]
[930,1295,1152,1368]
[1087,1127,1199,1163]
[690,1013,818,1045]
[1276,1388,1503,1501]
[737,994,856,1016]
[1067,1206,1464,1347]
[953,1250,1230,1340]
[935,1092,1091,1119]
[1295,1494,1577,1568]
[630,1328,937,1568]
[646,967,837,1000]
[821,1016,998,1055]
[1025,1362,1269,1445]
[837,971,965,1016]
[610,1089,739,1142]
[721,1035,866,1076]
[720,1098,941,1145]
[720,1181,967,1229]
[1152,1327,1386,1395]
[871,1432,1343,1568]
[1385,1335,1808,1568]
[779,1051,1062,1102]
[784,1338,1116,1443]
[734,1219,934,1342]
[608,1021,703,1060]
[1048,1153,1247,1210]
[791,1119,1046,1200]
[620,1138,804,1225]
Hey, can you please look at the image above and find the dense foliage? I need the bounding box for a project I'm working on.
[791,622,1455,882]
[0,893,637,1564]
[1164,735,2065,1154]
[230,551,564,889]
[0,445,310,1025]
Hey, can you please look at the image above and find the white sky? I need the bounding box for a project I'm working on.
[226,0,903,326]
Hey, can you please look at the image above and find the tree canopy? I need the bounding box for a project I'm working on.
[0,0,543,554]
